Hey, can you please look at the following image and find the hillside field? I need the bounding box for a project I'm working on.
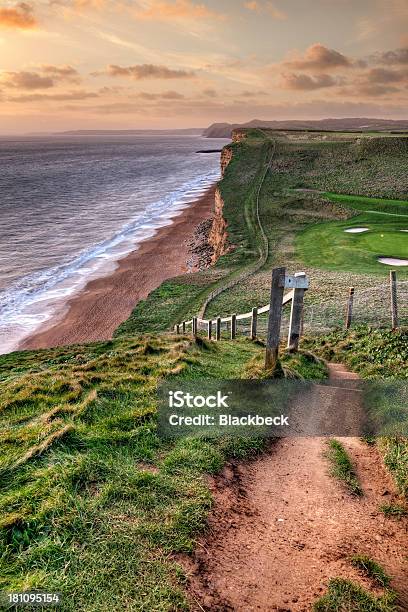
[1,129,407,611]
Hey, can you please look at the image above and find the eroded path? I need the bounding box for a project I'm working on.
[186,365,408,611]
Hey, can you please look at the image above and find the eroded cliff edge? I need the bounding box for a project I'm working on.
[207,143,235,264]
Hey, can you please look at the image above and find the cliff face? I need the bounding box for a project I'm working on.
[231,128,248,143]
[208,187,229,264]
[208,144,234,264]
[220,145,233,176]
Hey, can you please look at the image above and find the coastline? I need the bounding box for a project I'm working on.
[19,186,216,351]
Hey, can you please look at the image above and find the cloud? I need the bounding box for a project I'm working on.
[284,43,351,72]
[1,71,54,89]
[9,90,99,102]
[99,64,195,80]
[244,1,287,20]
[371,47,408,66]
[40,65,81,83]
[237,89,268,98]
[280,73,338,90]
[355,84,400,97]
[0,2,37,29]
[343,60,408,98]
[1,65,81,90]
[133,0,224,21]
[366,67,406,84]
[138,90,185,99]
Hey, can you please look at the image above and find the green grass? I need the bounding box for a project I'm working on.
[379,502,407,518]
[325,192,408,215]
[243,347,328,380]
[326,439,363,496]
[303,327,408,380]
[0,335,265,610]
[351,555,391,588]
[313,578,397,611]
[296,194,408,276]
[0,331,328,610]
[115,279,208,335]
[200,134,408,321]
[380,437,408,498]
[115,131,407,334]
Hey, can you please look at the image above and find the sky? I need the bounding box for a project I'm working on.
[0,0,407,132]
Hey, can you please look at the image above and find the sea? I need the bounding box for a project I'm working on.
[0,132,230,354]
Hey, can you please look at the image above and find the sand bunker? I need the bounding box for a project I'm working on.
[378,257,408,266]
[344,227,369,233]
[400,229,408,232]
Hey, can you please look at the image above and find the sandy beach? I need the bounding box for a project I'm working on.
[20,186,216,351]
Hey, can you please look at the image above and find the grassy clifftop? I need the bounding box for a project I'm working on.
[1,329,328,608]
[116,130,408,336]
[0,334,267,609]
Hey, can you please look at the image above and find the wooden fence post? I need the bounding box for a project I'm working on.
[216,317,221,341]
[182,321,186,334]
[265,267,285,370]
[345,287,354,329]
[231,314,237,340]
[251,307,258,340]
[287,273,306,352]
[208,320,212,340]
[390,270,398,330]
[192,317,197,336]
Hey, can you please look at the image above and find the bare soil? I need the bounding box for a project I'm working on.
[184,364,408,611]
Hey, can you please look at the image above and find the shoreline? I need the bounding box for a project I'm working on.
[19,186,216,351]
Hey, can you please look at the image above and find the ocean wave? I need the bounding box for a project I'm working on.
[0,170,218,354]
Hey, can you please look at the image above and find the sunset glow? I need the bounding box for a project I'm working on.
[0,0,407,132]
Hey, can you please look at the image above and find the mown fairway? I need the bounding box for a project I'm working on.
[296,193,408,276]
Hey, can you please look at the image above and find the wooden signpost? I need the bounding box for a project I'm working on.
[287,272,307,352]
[265,268,309,370]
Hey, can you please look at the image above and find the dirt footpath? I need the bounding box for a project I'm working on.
[185,364,408,611]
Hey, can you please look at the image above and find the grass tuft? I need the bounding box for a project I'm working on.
[351,554,391,588]
[243,349,327,380]
[314,578,397,611]
[326,439,363,496]
[379,502,407,518]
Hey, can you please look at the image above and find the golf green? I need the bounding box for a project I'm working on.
[296,193,408,275]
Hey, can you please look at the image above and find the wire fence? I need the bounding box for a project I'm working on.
[303,279,408,334]
[178,276,407,342]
